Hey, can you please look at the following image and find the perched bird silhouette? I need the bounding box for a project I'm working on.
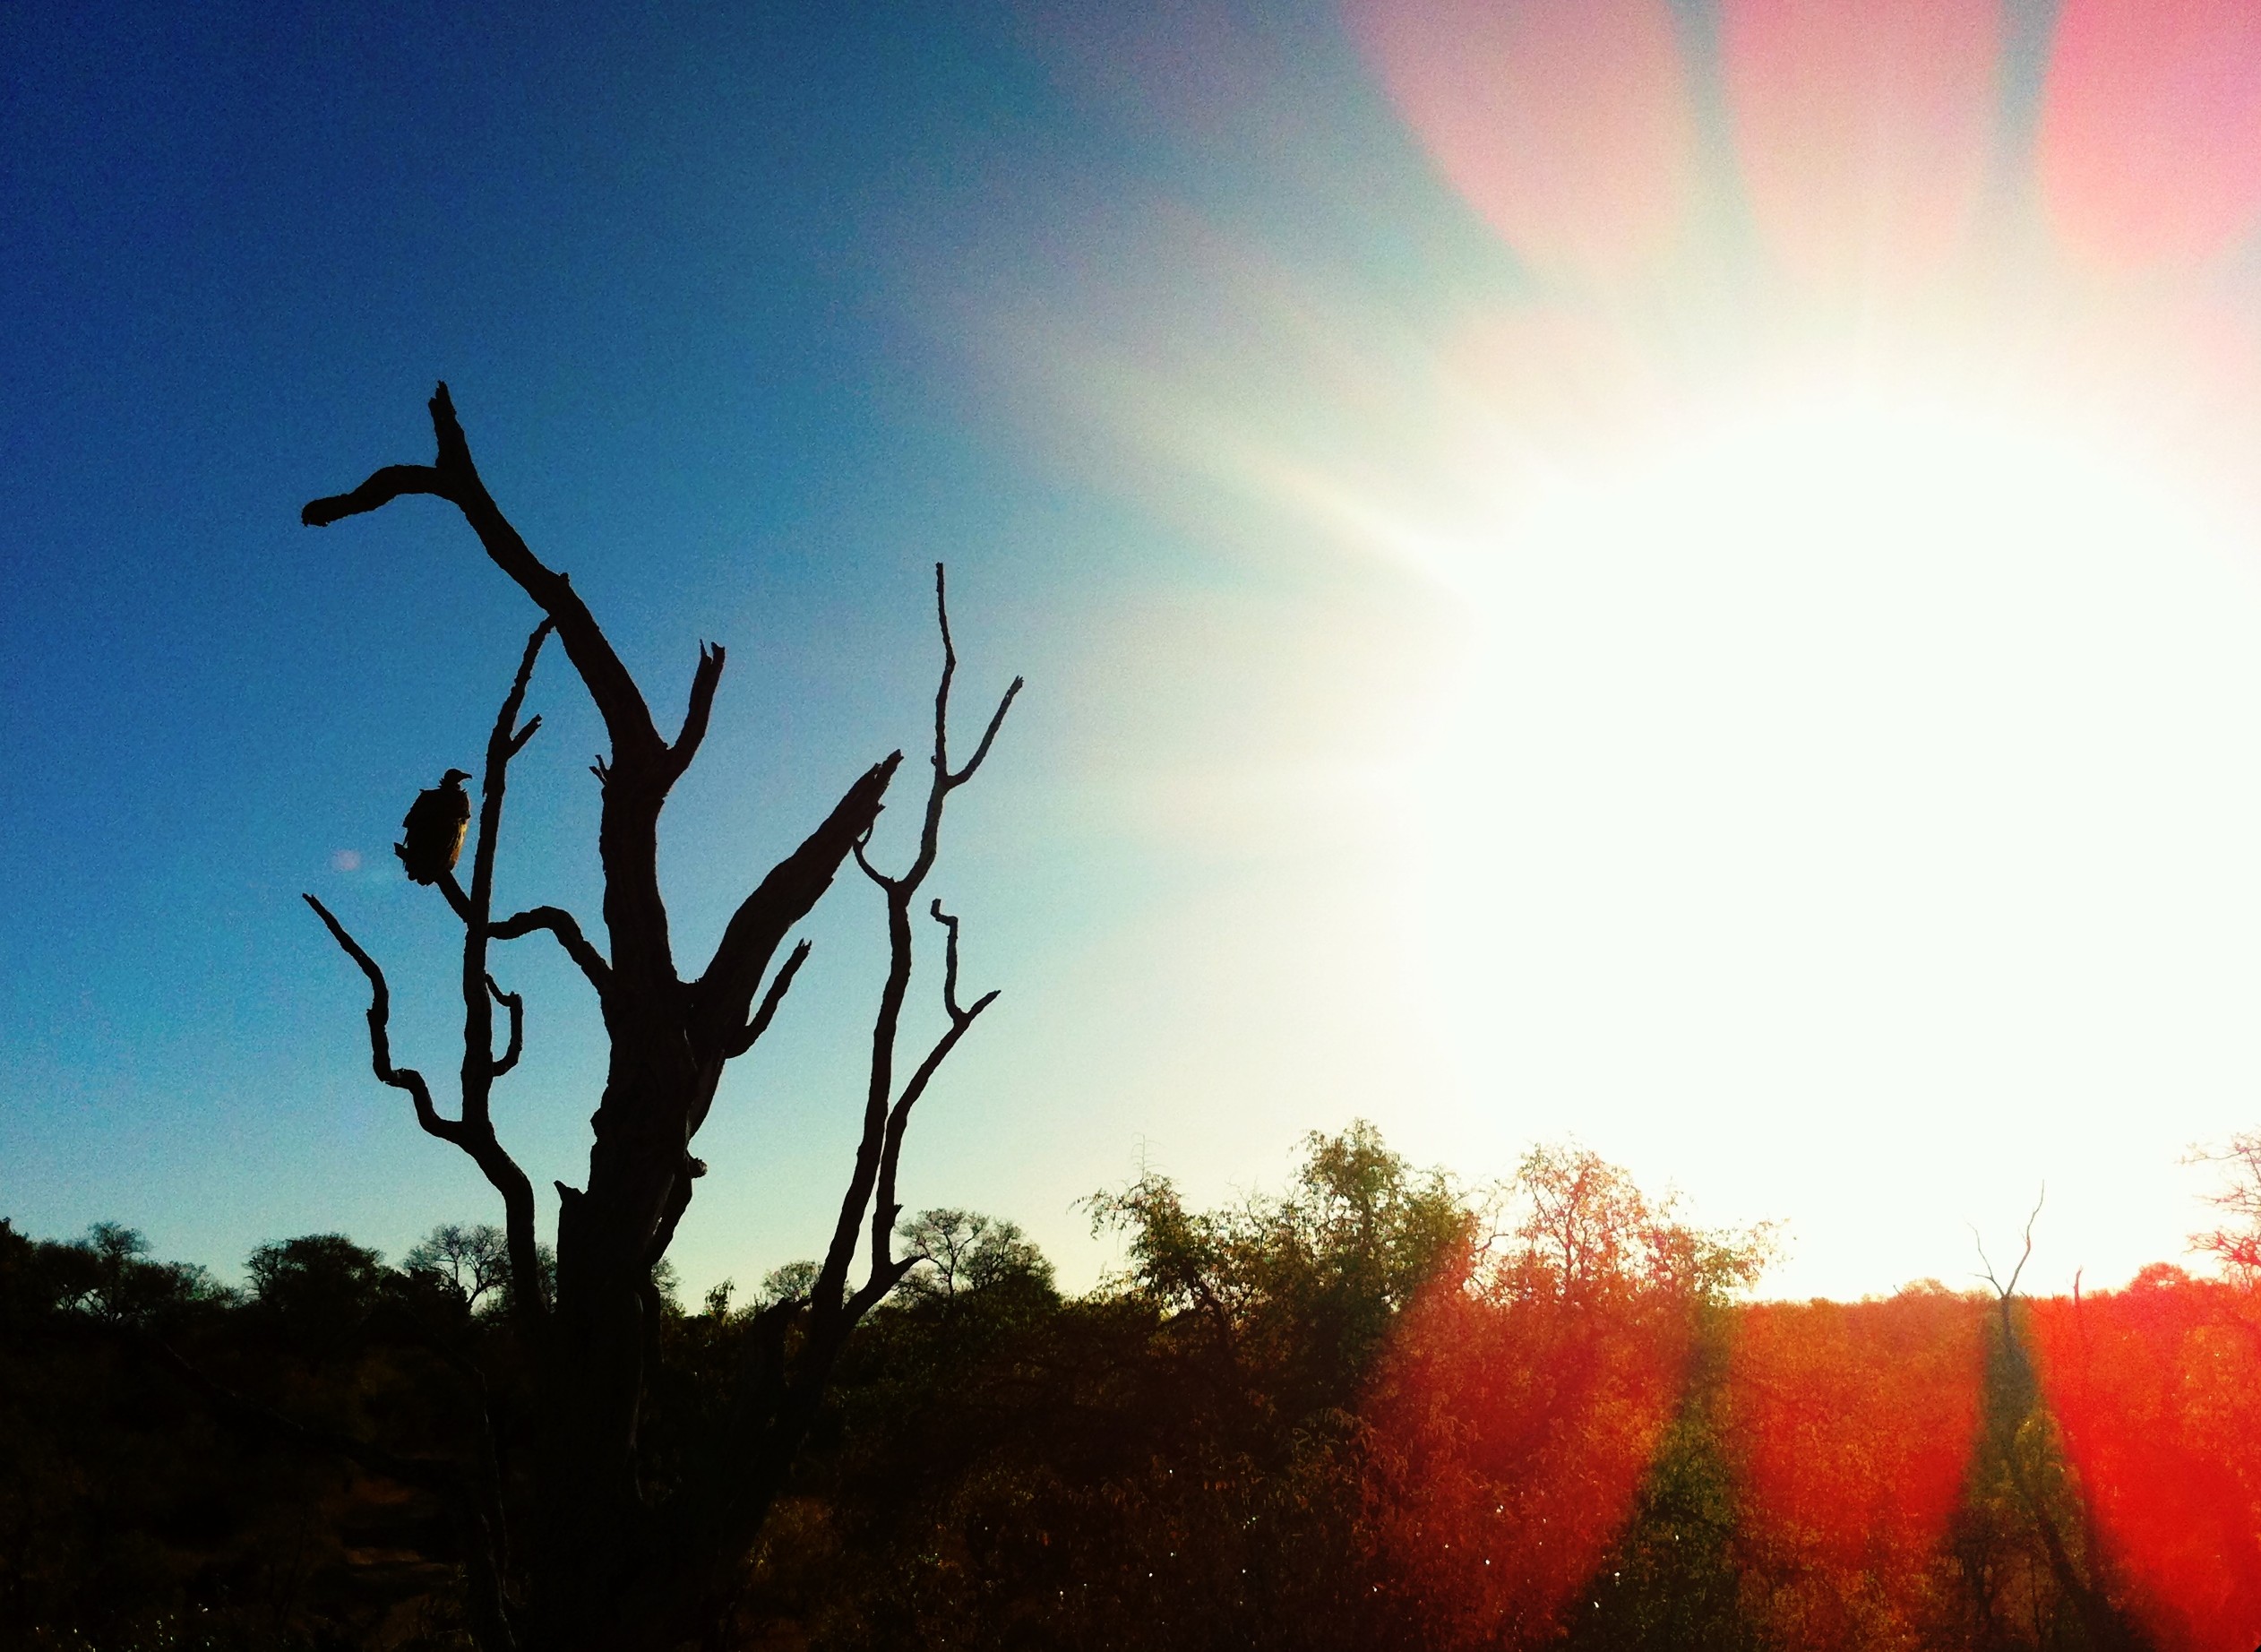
[399,769,472,885]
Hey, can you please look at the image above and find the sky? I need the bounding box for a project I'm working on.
[8,0,2261,1304]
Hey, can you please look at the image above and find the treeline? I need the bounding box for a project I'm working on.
[4,1125,2257,1651]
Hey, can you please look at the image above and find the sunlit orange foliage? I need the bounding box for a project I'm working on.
[1363,1148,1760,1650]
[2029,1266,2261,1652]
[1723,1286,1989,1648]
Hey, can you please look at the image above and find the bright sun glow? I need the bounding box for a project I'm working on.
[1407,389,2261,1297]
[1004,0,2261,1303]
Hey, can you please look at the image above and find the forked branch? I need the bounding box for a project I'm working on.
[821,565,1018,1321]
[689,754,901,1067]
[304,891,540,1310]
[304,383,667,776]
[664,640,727,783]
[1974,1183,2047,1301]
[856,564,1023,898]
[858,902,1001,1307]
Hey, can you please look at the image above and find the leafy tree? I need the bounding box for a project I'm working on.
[1363,1143,1772,1652]
[1952,1206,2148,1652]
[403,1221,512,1315]
[1087,1119,1469,1419]
[1560,1310,1757,1652]
[38,1220,226,1327]
[1,1222,443,1649]
[759,1260,821,1309]
[1722,1283,1990,1650]
[898,1209,1056,1312]
[2030,1266,2261,1651]
[21,1124,2249,1652]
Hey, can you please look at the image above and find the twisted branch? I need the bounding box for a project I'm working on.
[305,384,666,772]
[490,905,612,994]
[303,894,460,1149]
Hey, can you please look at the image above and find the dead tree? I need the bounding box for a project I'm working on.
[1971,1192,2145,1652]
[299,384,1019,1652]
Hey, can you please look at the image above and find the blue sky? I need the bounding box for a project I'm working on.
[0,1,1451,1295]
[10,0,2261,1301]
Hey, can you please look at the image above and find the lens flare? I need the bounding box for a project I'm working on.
[1346,0,1697,280]
[2030,1269,2261,1652]
[2039,0,2261,270]
[1724,1290,1989,1646]
[1363,1150,1708,1648]
[1720,0,2004,288]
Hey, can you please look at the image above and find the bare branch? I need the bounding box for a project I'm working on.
[302,383,666,773]
[1972,1226,1997,1293]
[302,464,454,528]
[866,983,999,1285]
[2009,1183,2044,1299]
[499,619,551,733]
[931,900,967,1021]
[487,976,524,1078]
[932,563,959,777]
[460,623,552,1123]
[1973,1183,2046,1300]
[728,940,811,1060]
[663,641,726,781]
[432,865,477,925]
[491,905,613,994]
[949,676,1024,787]
[305,894,460,1148]
[851,828,892,891]
[305,893,543,1326]
[932,564,1023,788]
[2188,1131,2261,1278]
[861,564,1020,896]
[847,1254,921,1322]
[689,754,901,1065]
[647,1156,706,1276]
[814,576,1018,1320]
[455,618,555,1327]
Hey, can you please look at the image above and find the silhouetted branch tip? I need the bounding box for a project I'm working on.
[667,641,728,775]
[429,382,472,471]
[732,939,812,1058]
[949,675,1023,787]
[301,464,451,529]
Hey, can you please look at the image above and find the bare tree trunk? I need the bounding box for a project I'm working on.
[1975,1200,2148,1652]
[299,385,1018,1651]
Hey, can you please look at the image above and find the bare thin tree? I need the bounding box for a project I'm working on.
[1970,1191,2145,1652]
[299,383,1019,1651]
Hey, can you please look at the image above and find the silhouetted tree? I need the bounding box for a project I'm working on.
[1959,1197,2148,1652]
[404,1222,513,1316]
[292,384,1019,1651]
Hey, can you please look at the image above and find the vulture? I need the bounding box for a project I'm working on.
[400,769,472,885]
